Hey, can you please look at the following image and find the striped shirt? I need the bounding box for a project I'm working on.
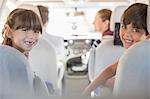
[92,39,101,48]
[92,29,113,48]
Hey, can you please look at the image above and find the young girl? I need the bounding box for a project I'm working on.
[2,8,42,58]
[83,3,150,96]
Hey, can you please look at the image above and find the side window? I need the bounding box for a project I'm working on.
[0,1,10,43]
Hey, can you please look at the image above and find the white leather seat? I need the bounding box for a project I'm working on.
[41,33,65,84]
[17,4,64,95]
[94,37,125,97]
[42,31,65,61]
[114,40,150,98]
[33,74,51,98]
[88,5,127,81]
[88,5,127,97]
[94,37,125,80]
[0,45,34,99]
[29,38,63,96]
[0,45,50,99]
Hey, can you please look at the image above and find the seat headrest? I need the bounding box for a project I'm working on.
[110,5,128,31]
[17,4,43,26]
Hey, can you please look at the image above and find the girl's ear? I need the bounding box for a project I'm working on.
[4,25,13,38]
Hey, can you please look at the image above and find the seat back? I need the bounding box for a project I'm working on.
[29,38,58,91]
[42,33,65,61]
[94,38,125,79]
[87,5,127,96]
[0,45,34,99]
[93,5,128,77]
[114,40,150,98]
[33,74,50,98]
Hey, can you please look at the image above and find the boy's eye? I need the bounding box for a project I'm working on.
[121,24,126,29]
[22,28,28,31]
[34,31,40,34]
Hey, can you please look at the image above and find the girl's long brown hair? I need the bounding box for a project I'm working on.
[2,8,42,46]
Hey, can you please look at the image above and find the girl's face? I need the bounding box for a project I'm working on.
[11,28,40,53]
[120,23,147,49]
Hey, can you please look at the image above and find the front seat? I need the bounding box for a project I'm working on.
[88,5,127,97]
[29,38,64,96]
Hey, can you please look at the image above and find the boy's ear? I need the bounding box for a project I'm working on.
[146,34,150,40]
[4,25,13,38]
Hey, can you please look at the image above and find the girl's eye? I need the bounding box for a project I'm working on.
[22,28,28,31]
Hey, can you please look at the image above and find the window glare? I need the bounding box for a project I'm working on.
[0,1,128,41]
[46,7,106,37]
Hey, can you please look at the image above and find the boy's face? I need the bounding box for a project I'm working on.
[11,28,40,53]
[120,23,147,49]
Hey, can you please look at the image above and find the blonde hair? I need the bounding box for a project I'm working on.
[98,9,112,21]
